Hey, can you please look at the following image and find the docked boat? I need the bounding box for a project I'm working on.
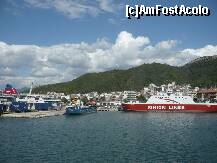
[65,105,97,115]
[9,82,62,112]
[0,103,4,115]
[0,95,15,112]
[122,93,217,112]
[65,97,97,115]
[2,84,18,96]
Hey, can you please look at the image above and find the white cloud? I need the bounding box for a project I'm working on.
[97,0,119,13]
[0,31,216,88]
[32,66,60,77]
[181,45,217,57]
[23,0,120,19]
[0,67,16,76]
[156,40,177,49]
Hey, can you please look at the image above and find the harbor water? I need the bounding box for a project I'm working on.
[1,112,217,162]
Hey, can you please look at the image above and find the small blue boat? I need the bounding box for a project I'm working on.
[65,105,97,115]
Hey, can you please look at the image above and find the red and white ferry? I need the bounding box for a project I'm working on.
[1,84,18,96]
[122,93,217,112]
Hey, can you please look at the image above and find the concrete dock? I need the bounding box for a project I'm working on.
[1,109,66,118]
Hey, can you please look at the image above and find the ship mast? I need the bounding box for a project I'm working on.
[29,82,33,96]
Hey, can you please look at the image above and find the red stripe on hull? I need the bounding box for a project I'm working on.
[122,103,217,112]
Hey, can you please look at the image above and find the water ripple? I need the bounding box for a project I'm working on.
[1,112,217,162]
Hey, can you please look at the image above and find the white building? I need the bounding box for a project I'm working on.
[124,91,137,102]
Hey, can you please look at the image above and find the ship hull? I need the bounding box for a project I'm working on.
[122,103,217,112]
[10,101,55,112]
[65,106,97,115]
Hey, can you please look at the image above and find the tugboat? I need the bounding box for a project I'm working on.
[65,98,97,115]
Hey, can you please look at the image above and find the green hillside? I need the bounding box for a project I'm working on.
[33,56,217,94]
[181,56,217,87]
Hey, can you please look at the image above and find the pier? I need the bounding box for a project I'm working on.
[2,109,65,118]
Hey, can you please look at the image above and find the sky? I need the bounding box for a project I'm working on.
[0,0,217,88]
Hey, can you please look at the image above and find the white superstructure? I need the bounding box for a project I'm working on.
[146,93,195,104]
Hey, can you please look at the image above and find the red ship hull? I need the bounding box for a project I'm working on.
[122,103,217,112]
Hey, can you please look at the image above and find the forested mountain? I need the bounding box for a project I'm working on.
[33,56,217,94]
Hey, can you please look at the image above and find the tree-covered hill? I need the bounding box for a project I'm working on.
[33,56,217,94]
[181,56,217,87]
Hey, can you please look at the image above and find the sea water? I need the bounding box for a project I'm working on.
[0,112,217,162]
